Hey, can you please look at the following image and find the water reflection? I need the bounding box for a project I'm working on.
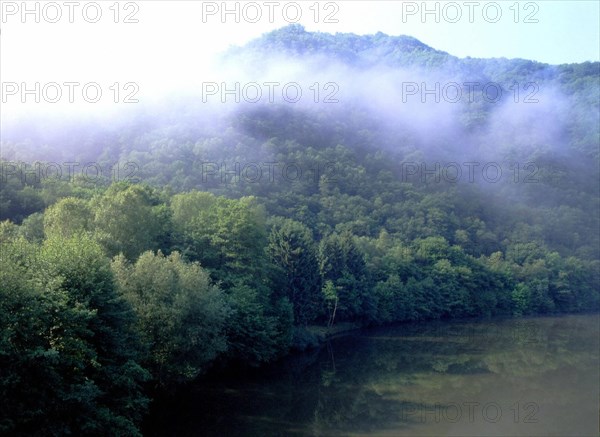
[145,314,599,436]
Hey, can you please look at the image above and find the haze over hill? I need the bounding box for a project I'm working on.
[3,24,598,159]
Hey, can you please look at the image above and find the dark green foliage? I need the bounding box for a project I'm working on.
[170,191,292,364]
[290,326,321,351]
[0,235,148,436]
[0,169,44,223]
[267,217,322,325]
[318,232,370,322]
[223,283,286,365]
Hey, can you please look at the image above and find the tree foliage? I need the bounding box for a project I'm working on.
[112,251,230,384]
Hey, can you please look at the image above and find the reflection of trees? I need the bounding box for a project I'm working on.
[144,315,598,436]
[306,333,481,434]
[306,315,598,435]
[481,316,598,377]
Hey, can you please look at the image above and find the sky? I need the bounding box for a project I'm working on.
[0,0,599,118]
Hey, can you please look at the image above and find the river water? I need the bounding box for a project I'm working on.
[146,314,599,436]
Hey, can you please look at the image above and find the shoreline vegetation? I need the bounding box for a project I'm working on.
[2,180,597,434]
[298,310,600,350]
[307,322,363,340]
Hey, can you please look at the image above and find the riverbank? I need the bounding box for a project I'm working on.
[294,311,600,351]
[291,322,363,351]
[306,322,363,339]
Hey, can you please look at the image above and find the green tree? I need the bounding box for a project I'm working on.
[322,280,339,328]
[18,212,45,243]
[171,192,268,288]
[91,183,164,260]
[112,251,230,384]
[318,232,370,321]
[171,192,292,363]
[43,197,92,239]
[267,217,322,325]
[39,235,149,434]
[0,235,148,436]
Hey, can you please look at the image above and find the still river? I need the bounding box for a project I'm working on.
[145,314,599,436]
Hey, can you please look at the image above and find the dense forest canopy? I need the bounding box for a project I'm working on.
[1,25,599,435]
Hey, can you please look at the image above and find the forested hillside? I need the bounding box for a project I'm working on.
[1,25,598,435]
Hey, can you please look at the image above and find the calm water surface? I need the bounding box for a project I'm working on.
[146,314,599,436]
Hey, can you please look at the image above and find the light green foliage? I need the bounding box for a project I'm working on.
[18,212,45,243]
[44,197,93,239]
[112,251,230,383]
[91,183,165,260]
[171,192,268,287]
